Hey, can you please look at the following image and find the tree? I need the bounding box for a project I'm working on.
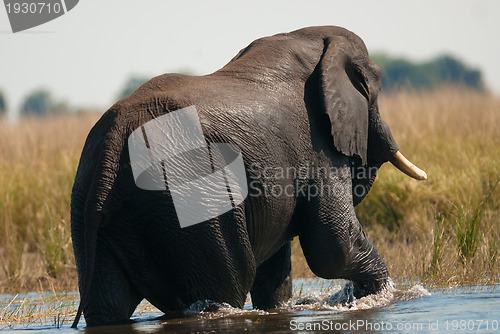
[380,58,436,89]
[21,90,52,115]
[118,76,149,100]
[371,53,484,91]
[0,90,6,115]
[20,89,72,116]
[117,70,195,100]
[434,55,483,90]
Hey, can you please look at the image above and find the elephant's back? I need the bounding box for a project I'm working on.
[76,70,312,267]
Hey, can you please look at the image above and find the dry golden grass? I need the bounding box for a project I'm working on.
[0,291,160,328]
[0,291,77,329]
[0,88,498,296]
[0,113,100,292]
[356,88,500,285]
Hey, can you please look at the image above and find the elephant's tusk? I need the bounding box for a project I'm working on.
[389,151,427,180]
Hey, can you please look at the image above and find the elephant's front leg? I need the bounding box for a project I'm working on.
[298,173,390,298]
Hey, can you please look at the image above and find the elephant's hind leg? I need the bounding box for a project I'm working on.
[82,235,143,326]
[250,241,292,310]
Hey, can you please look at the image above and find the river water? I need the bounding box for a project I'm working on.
[1,279,498,333]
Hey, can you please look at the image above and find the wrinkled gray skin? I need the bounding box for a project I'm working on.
[71,26,400,327]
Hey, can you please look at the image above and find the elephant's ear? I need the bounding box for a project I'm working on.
[319,36,376,165]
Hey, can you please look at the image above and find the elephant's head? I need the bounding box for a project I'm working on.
[313,29,426,204]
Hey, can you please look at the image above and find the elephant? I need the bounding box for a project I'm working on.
[70,26,426,327]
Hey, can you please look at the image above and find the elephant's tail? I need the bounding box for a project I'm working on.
[71,110,128,328]
[71,210,104,328]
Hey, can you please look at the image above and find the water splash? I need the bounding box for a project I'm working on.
[394,284,431,302]
[181,278,431,320]
[183,300,272,320]
[285,278,430,313]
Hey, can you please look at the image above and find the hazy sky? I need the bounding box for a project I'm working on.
[1,0,499,116]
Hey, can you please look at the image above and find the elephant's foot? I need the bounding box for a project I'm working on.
[352,277,394,299]
[324,281,355,306]
[184,300,225,314]
[325,278,394,307]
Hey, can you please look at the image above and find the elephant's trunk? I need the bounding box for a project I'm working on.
[389,151,427,180]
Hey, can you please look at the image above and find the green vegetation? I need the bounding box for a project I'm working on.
[20,89,71,116]
[371,54,484,91]
[117,70,194,100]
[0,90,6,115]
[117,76,150,100]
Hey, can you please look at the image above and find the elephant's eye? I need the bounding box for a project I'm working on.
[346,63,370,102]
